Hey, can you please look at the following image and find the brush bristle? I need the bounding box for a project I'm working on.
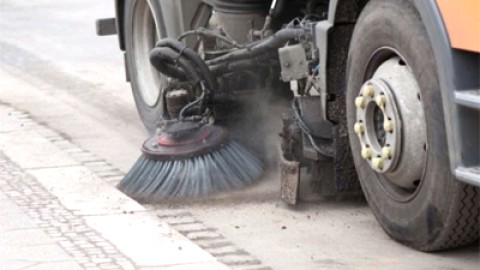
[117,141,263,200]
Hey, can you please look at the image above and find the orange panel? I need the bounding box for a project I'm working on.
[436,0,480,52]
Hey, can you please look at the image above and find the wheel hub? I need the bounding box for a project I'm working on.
[354,79,402,173]
[354,57,427,189]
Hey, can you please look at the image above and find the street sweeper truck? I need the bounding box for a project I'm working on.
[97,0,480,251]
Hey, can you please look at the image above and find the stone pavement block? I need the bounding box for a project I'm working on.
[0,228,52,247]
[0,191,7,200]
[27,166,144,216]
[84,213,217,267]
[0,244,72,262]
[143,261,231,270]
[205,245,243,256]
[184,230,222,241]
[27,261,84,270]
[0,213,37,231]
[0,194,23,214]
[172,222,212,233]
[0,259,35,270]
[0,131,79,169]
[0,108,23,133]
[217,255,261,266]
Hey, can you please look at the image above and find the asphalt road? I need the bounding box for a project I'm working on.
[0,1,478,269]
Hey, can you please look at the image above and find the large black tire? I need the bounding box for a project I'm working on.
[346,0,479,251]
[124,0,167,133]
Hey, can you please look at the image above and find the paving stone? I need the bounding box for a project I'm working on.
[0,228,52,247]
[99,262,122,269]
[28,261,84,270]
[92,257,114,264]
[0,244,72,262]
[172,223,214,233]
[0,196,24,214]
[84,213,217,267]
[0,132,79,169]
[0,109,24,133]
[204,245,244,255]
[0,213,38,231]
[53,140,77,150]
[64,148,84,153]
[35,129,60,138]
[217,255,261,266]
[157,216,199,225]
[0,259,36,270]
[142,261,231,270]
[88,165,117,173]
[27,166,144,216]
[95,170,123,177]
[184,230,223,241]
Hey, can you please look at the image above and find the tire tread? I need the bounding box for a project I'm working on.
[438,185,479,250]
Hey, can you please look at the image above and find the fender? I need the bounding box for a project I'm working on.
[414,0,479,185]
[114,0,125,50]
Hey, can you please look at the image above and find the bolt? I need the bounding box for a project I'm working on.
[383,119,393,133]
[375,95,386,109]
[382,146,392,159]
[372,157,384,170]
[355,96,366,109]
[354,122,365,135]
[362,84,375,97]
[361,146,372,160]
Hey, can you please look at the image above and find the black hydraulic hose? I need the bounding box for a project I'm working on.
[155,38,216,91]
[209,52,278,75]
[179,81,207,120]
[150,47,202,86]
[148,53,188,81]
[206,28,306,66]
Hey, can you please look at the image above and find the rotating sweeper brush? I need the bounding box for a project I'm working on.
[118,120,263,199]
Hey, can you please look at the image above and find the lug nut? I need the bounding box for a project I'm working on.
[362,84,375,97]
[383,119,393,133]
[361,146,372,160]
[375,95,386,108]
[354,122,365,135]
[355,96,366,109]
[382,146,392,159]
[372,157,384,170]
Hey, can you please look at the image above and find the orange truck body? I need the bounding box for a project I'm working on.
[436,0,480,52]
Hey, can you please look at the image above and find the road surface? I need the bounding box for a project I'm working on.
[0,1,478,269]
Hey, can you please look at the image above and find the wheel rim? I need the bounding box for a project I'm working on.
[354,49,428,197]
[132,0,163,107]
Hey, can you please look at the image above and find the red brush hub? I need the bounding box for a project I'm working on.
[141,121,229,160]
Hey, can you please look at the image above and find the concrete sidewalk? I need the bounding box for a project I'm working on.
[0,103,229,270]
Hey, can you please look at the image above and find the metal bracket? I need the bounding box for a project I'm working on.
[279,146,300,205]
[95,18,117,36]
